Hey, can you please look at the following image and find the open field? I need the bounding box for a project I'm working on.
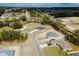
[58,17,79,31]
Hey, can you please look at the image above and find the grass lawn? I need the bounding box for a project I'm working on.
[43,46,69,56]
[67,41,79,52]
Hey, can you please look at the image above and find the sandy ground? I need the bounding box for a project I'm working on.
[0,36,38,56]
[58,17,79,31]
[8,46,20,56]
[19,36,37,56]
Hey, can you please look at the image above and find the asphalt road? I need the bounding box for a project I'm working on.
[25,10,44,56]
[29,33,44,56]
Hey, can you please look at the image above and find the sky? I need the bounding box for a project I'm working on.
[0,3,79,7]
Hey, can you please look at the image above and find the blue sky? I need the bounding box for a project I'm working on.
[0,3,79,7]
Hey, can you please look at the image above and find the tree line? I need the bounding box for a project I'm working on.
[0,27,27,43]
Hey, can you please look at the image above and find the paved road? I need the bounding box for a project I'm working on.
[29,33,44,56]
[26,10,30,20]
[25,10,44,56]
[67,51,79,54]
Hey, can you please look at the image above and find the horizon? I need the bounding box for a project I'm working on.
[0,3,79,7]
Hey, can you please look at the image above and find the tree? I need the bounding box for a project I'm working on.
[0,29,21,42]
[41,15,50,25]
[9,22,22,29]
[0,21,5,28]
[65,30,79,46]
[0,26,27,44]
[20,16,27,21]
[4,20,11,26]
[74,30,79,37]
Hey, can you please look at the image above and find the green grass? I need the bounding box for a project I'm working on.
[67,41,79,52]
[43,46,69,56]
